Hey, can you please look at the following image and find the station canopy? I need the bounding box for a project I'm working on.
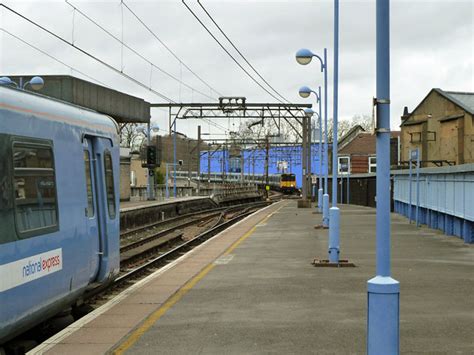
[8,75,151,124]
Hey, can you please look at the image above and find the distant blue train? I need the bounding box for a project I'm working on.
[0,86,120,344]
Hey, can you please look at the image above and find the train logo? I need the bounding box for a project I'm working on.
[0,248,62,292]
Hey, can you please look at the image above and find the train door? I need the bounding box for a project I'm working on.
[89,136,118,283]
[83,138,100,281]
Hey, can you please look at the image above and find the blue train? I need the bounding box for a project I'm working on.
[0,86,120,344]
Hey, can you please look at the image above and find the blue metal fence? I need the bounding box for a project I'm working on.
[393,164,474,243]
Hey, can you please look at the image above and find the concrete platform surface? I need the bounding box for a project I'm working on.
[121,203,474,354]
[35,202,284,355]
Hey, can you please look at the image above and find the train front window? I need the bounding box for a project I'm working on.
[13,142,58,237]
[104,152,116,219]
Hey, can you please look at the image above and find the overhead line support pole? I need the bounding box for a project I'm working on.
[328,0,341,263]
[367,1,400,354]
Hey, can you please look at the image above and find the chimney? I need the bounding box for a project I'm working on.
[403,106,409,116]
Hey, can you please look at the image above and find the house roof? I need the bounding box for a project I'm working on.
[436,89,474,115]
[339,133,375,155]
[401,88,474,126]
[339,131,400,155]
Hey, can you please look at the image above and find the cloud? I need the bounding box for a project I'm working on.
[1,0,472,137]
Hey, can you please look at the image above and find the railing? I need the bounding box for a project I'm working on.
[130,183,261,202]
[393,163,474,243]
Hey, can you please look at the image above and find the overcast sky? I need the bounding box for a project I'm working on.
[1,0,473,139]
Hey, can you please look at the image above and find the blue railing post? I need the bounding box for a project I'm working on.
[409,149,413,223]
[367,1,400,354]
[328,0,340,263]
[416,149,420,227]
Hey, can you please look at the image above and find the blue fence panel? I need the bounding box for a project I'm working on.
[393,164,474,243]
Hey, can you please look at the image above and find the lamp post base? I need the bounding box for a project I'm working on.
[367,276,400,355]
[312,259,355,267]
[328,206,340,263]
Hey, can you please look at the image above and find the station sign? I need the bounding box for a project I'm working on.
[410,149,419,160]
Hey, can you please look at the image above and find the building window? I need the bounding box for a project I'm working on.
[13,141,58,237]
[104,152,116,219]
[83,151,94,217]
[369,156,377,173]
[338,156,350,175]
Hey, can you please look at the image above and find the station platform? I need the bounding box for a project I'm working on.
[35,202,474,354]
[120,196,210,213]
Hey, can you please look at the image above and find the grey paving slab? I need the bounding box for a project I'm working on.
[126,203,474,355]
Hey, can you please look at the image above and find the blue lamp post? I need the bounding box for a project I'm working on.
[295,49,329,227]
[296,0,340,263]
[300,87,323,214]
[367,1,400,354]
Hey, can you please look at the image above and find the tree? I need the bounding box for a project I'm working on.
[119,123,145,149]
[351,114,374,132]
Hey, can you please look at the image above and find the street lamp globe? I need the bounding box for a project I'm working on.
[304,108,315,118]
[298,86,312,98]
[0,77,14,86]
[295,48,314,65]
[28,76,44,91]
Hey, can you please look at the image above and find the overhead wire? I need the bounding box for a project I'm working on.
[121,0,223,98]
[0,28,112,89]
[197,0,289,103]
[64,0,215,101]
[181,0,284,104]
[62,1,229,132]
[0,4,174,102]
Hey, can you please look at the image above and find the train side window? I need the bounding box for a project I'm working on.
[83,150,94,217]
[104,152,116,219]
[13,142,58,237]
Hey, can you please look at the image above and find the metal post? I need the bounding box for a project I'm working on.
[307,115,312,201]
[165,164,169,198]
[187,140,191,188]
[367,1,400,354]
[173,118,177,198]
[265,136,270,199]
[302,116,308,200]
[416,148,420,227]
[347,160,350,204]
[328,0,340,263]
[146,122,154,200]
[409,149,412,223]
[318,86,323,212]
[197,125,201,194]
[322,48,330,228]
[207,144,211,185]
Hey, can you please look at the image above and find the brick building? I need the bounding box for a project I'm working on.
[400,88,474,166]
[336,126,400,174]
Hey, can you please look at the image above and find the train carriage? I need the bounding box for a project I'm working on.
[0,86,120,344]
[280,173,297,194]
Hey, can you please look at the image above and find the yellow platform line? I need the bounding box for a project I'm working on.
[113,203,284,354]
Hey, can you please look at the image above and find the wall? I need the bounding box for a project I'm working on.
[393,163,474,243]
[200,144,331,188]
[120,156,131,201]
[400,90,474,166]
